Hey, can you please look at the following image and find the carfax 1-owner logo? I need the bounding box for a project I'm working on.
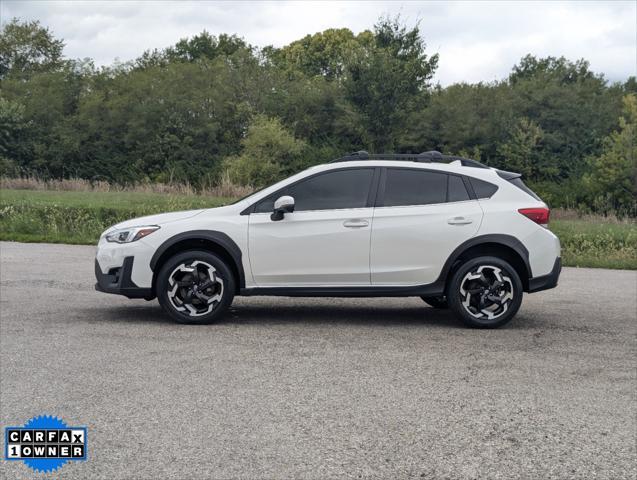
[4,415,87,474]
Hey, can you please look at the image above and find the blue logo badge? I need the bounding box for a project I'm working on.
[4,415,87,474]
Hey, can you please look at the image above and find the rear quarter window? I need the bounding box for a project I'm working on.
[468,177,499,199]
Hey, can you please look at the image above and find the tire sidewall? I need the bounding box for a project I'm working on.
[447,256,523,328]
[156,250,235,324]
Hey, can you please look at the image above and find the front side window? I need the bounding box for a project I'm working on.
[254,168,374,213]
[382,169,447,207]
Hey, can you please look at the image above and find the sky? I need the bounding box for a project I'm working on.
[1,0,635,86]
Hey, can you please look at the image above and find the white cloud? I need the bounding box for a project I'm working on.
[1,0,635,85]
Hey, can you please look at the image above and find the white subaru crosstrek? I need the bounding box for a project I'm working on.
[95,151,561,328]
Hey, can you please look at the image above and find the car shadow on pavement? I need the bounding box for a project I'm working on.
[83,301,478,329]
[84,303,176,325]
[227,304,467,328]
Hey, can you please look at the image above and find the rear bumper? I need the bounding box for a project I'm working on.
[94,256,154,299]
[527,257,561,293]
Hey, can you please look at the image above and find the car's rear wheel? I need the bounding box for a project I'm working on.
[421,295,448,309]
[156,250,235,324]
[447,256,523,328]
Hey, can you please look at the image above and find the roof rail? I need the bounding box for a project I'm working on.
[418,150,444,161]
[330,150,489,169]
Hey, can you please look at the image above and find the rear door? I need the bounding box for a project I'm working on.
[370,168,483,285]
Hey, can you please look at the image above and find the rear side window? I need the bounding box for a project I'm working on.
[382,169,447,207]
[469,177,499,199]
[448,175,470,202]
[254,168,374,212]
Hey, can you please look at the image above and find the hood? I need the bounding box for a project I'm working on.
[110,209,205,231]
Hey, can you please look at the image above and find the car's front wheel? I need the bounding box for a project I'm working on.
[156,250,235,324]
[447,256,523,328]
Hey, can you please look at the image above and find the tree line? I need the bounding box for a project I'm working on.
[0,18,635,214]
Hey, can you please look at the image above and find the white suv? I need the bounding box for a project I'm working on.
[95,151,561,328]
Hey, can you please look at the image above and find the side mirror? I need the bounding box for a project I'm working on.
[271,195,295,221]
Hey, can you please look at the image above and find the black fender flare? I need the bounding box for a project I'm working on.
[434,234,532,285]
[149,230,245,288]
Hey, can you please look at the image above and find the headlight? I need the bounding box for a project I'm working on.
[105,225,160,243]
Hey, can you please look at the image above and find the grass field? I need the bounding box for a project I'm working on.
[1,189,635,269]
[549,219,636,270]
[0,189,234,244]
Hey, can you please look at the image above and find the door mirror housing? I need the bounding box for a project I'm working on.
[271,195,295,221]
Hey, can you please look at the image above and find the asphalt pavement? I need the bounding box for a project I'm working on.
[1,241,635,479]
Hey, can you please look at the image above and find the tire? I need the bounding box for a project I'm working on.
[447,256,523,328]
[421,295,448,309]
[156,250,235,324]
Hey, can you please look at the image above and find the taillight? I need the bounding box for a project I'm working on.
[518,207,550,228]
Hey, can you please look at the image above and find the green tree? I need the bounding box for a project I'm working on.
[166,31,249,62]
[0,18,65,79]
[404,82,515,160]
[0,97,29,174]
[508,54,616,179]
[0,19,85,178]
[584,94,637,213]
[509,55,597,85]
[133,31,252,72]
[268,28,363,81]
[224,115,306,187]
[497,118,555,180]
[269,18,438,152]
[2,60,89,177]
[345,17,438,151]
[75,56,249,183]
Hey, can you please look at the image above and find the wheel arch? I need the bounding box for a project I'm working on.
[438,235,532,292]
[150,230,245,294]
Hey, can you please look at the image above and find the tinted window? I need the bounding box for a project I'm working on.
[469,177,499,199]
[254,192,280,213]
[255,168,374,213]
[383,169,447,207]
[448,175,470,202]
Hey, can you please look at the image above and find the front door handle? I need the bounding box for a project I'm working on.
[448,216,472,225]
[343,219,369,228]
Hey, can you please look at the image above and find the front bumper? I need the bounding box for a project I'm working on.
[94,256,154,299]
[527,257,561,293]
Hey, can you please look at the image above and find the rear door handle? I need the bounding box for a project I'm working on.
[343,219,369,228]
[448,216,472,225]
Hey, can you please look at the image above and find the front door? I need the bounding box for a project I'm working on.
[248,168,377,286]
